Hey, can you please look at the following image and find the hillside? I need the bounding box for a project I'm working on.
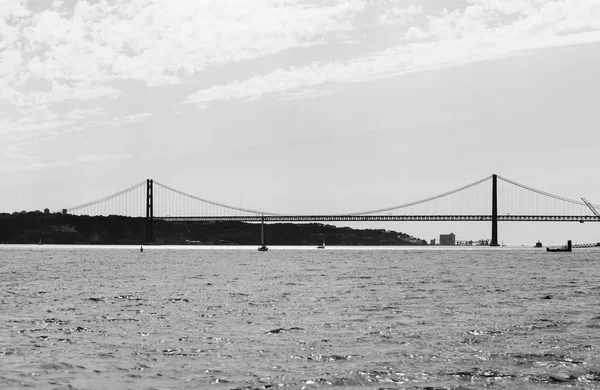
[0,212,427,246]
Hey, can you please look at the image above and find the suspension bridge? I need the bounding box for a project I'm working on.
[63,174,600,246]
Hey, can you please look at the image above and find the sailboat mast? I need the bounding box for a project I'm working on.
[261,215,265,246]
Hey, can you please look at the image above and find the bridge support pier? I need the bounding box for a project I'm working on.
[146,179,154,243]
[490,174,499,246]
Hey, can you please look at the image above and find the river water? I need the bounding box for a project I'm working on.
[1,245,599,390]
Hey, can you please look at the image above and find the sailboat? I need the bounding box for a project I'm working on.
[258,217,268,251]
[317,240,325,249]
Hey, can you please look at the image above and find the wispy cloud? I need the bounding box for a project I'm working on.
[0,106,108,160]
[9,81,121,107]
[277,88,334,100]
[1,108,154,161]
[185,0,600,108]
[4,0,364,90]
[122,113,152,124]
[0,154,131,173]
[3,0,600,159]
[1,0,366,152]
[379,4,422,26]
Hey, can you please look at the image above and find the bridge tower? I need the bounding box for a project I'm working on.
[490,174,499,246]
[146,179,154,243]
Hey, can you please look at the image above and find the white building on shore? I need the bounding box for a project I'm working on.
[439,233,456,246]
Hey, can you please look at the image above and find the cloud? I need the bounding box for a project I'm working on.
[1,113,76,142]
[3,0,600,159]
[10,0,365,88]
[0,106,108,160]
[121,113,152,124]
[74,154,131,163]
[277,88,334,101]
[1,0,367,153]
[0,107,154,163]
[379,4,422,25]
[10,80,121,107]
[0,153,131,173]
[185,0,600,107]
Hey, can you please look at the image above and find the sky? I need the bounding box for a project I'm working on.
[1,0,600,246]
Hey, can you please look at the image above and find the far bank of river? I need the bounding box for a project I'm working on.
[0,214,427,246]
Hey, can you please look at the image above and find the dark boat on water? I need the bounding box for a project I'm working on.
[546,240,572,252]
[535,241,542,248]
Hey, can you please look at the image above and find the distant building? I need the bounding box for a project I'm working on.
[439,233,456,246]
[44,208,50,214]
[430,239,436,245]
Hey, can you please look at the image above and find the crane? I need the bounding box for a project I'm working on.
[581,198,600,220]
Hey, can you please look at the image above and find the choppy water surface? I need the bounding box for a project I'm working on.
[1,246,599,390]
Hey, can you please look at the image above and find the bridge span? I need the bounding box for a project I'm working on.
[162,215,600,223]
[64,174,600,246]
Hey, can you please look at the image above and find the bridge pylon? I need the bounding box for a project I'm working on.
[146,179,154,243]
[490,174,499,246]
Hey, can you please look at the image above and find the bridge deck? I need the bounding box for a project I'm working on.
[159,215,600,222]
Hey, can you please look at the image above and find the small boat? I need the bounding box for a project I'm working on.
[258,245,268,252]
[535,241,543,248]
[317,240,325,249]
[546,247,571,252]
[546,240,572,252]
